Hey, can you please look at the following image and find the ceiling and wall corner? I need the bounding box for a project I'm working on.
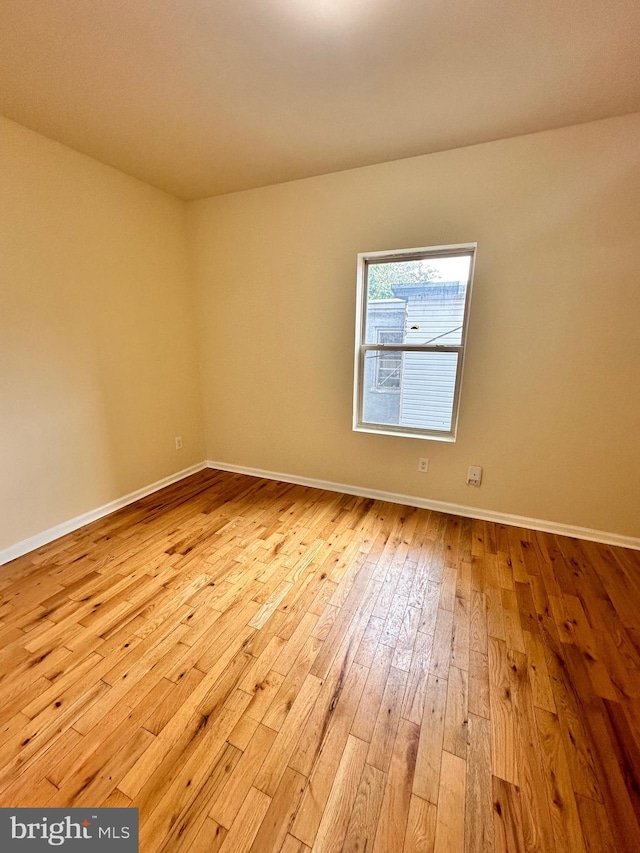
[1,0,639,199]
[1,2,639,556]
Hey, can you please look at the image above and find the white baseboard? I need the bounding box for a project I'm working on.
[0,462,208,567]
[207,460,640,552]
[3,458,638,567]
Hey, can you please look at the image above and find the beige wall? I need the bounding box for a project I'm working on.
[2,112,639,552]
[0,117,204,551]
[190,113,640,538]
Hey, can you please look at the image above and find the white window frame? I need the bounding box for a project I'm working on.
[353,242,476,442]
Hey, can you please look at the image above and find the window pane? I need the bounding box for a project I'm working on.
[362,351,459,433]
[365,255,471,346]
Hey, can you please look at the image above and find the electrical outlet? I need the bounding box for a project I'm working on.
[467,465,482,486]
[175,436,183,450]
[418,457,429,473]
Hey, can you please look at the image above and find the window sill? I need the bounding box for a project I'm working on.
[353,424,457,442]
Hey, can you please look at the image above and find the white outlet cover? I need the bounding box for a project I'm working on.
[467,465,482,485]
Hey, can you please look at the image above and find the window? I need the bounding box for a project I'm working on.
[353,243,476,441]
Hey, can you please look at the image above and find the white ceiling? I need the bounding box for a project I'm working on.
[2,0,639,200]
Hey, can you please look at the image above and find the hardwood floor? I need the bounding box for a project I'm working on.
[1,468,639,852]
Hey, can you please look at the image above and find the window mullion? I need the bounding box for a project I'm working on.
[361,344,464,354]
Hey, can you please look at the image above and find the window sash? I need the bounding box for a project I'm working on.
[356,348,465,439]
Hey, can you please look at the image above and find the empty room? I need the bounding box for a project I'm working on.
[1,1,639,851]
